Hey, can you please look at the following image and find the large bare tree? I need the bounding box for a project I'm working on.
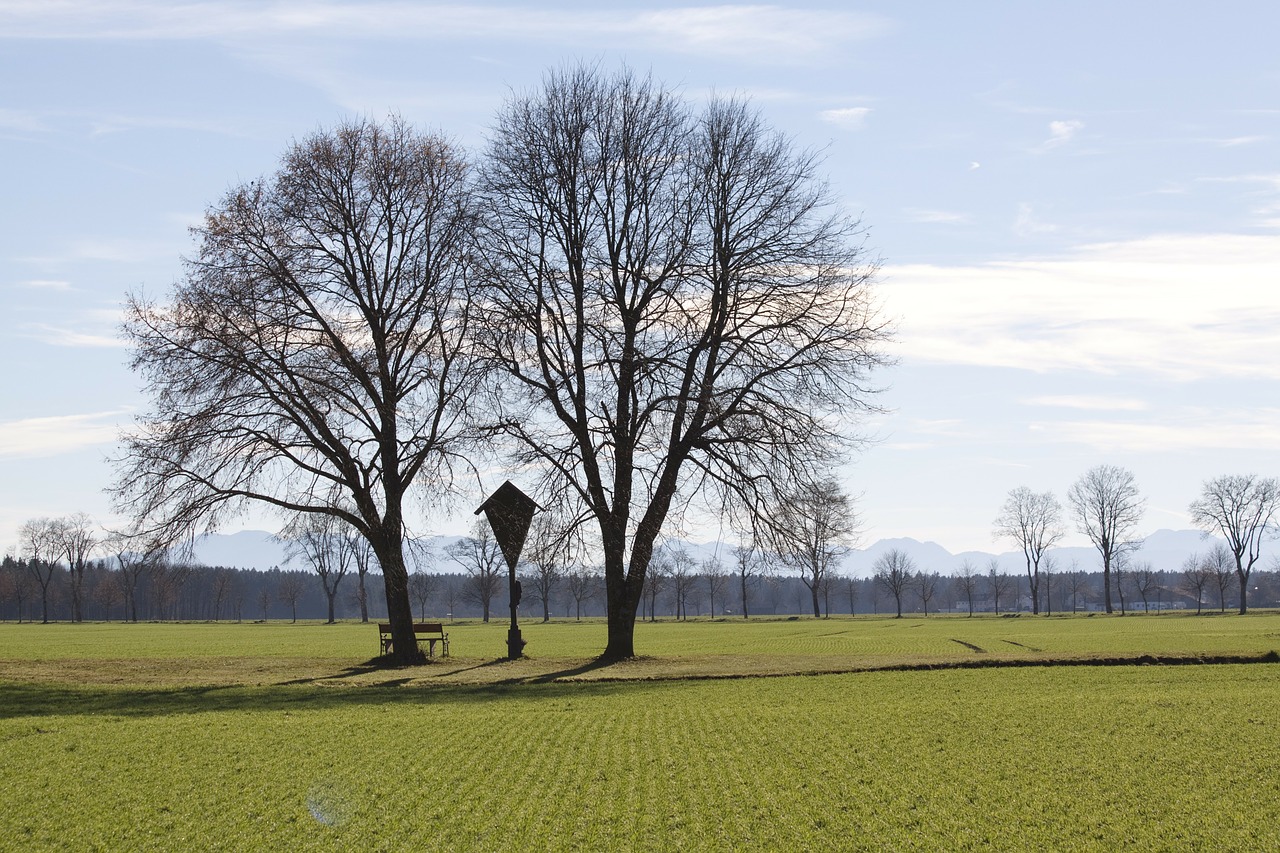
[1188,474,1279,614]
[993,487,1063,615]
[1068,464,1145,614]
[112,117,478,663]
[18,518,59,623]
[476,65,888,659]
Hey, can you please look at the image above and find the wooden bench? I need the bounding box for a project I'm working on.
[379,622,449,658]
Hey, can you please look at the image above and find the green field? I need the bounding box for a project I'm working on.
[2,615,1278,850]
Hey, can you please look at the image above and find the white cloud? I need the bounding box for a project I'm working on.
[14,279,72,290]
[1217,135,1264,147]
[905,208,970,225]
[0,108,48,133]
[820,107,872,130]
[24,323,124,348]
[882,232,1280,380]
[0,410,127,459]
[1029,409,1280,453]
[1043,119,1083,148]
[1013,202,1056,236]
[1022,395,1148,412]
[1,3,890,60]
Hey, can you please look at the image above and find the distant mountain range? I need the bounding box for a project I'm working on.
[192,528,1229,577]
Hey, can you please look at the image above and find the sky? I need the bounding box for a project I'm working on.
[2,1,1278,558]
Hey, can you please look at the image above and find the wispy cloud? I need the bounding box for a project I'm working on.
[820,107,872,130]
[1029,409,1280,453]
[1013,202,1056,236]
[1022,395,1148,412]
[1042,119,1083,149]
[24,323,124,348]
[883,232,1280,380]
[0,410,128,459]
[1216,135,1264,147]
[0,108,48,133]
[905,208,970,225]
[14,279,72,291]
[2,3,890,61]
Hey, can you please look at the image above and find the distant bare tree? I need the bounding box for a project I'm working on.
[994,487,1063,615]
[257,584,272,621]
[210,569,234,621]
[1041,555,1058,616]
[523,514,571,623]
[276,572,306,623]
[1203,544,1235,613]
[769,479,856,618]
[1064,561,1087,613]
[284,515,354,624]
[844,575,859,615]
[643,553,670,622]
[112,117,480,663]
[1068,465,1145,614]
[732,542,767,619]
[987,559,1015,615]
[703,557,731,618]
[955,559,980,616]
[349,534,378,624]
[50,513,96,623]
[449,521,506,623]
[916,570,939,616]
[477,65,889,659]
[667,548,698,620]
[873,549,915,618]
[565,567,600,621]
[1131,561,1159,613]
[1180,554,1210,615]
[408,570,439,622]
[18,518,59,623]
[1188,474,1280,614]
[92,570,124,622]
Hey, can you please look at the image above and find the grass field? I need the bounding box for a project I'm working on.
[2,615,1278,850]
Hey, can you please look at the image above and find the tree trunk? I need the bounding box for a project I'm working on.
[1238,571,1249,615]
[810,581,821,618]
[326,591,336,624]
[375,527,424,665]
[358,573,369,623]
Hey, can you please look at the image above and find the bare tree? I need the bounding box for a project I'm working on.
[731,542,766,619]
[844,574,859,615]
[257,584,273,621]
[1064,561,1088,613]
[523,513,570,623]
[18,518,59,623]
[1188,474,1280,615]
[769,479,856,618]
[987,559,1015,615]
[276,571,306,623]
[916,570,939,616]
[1041,555,1058,616]
[49,513,96,623]
[93,570,125,621]
[284,515,354,624]
[994,487,1063,615]
[408,570,439,622]
[112,117,479,664]
[349,534,378,624]
[667,548,698,620]
[701,557,731,618]
[565,567,600,621]
[1131,561,1159,613]
[477,65,889,660]
[210,569,234,621]
[1180,554,1210,615]
[643,552,669,622]
[449,521,505,623]
[1203,544,1235,613]
[873,549,915,618]
[955,559,980,616]
[1068,465,1145,614]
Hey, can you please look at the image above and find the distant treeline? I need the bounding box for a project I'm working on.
[2,555,1276,624]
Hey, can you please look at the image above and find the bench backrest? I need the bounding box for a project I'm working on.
[378,622,446,635]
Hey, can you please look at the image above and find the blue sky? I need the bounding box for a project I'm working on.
[2,2,1278,557]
